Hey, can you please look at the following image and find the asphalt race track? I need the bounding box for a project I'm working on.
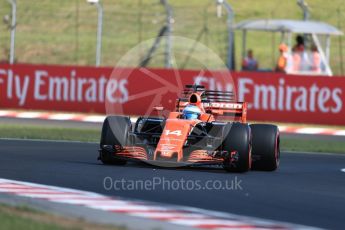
[0,139,345,229]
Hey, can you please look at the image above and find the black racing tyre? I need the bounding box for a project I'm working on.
[99,116,131,165]
[250,124,280,171]
[222,123,251,173]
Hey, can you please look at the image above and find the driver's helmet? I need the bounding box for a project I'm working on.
[182,105,201,120]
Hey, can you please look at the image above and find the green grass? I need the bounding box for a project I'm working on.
[0,124,100,142]
[0,205,67,230]
[0,203,126,230]
[0,123,344,154]
[0,0,344,74]
[281,138,345,154]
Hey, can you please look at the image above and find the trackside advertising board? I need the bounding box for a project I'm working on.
[0,63,344,125]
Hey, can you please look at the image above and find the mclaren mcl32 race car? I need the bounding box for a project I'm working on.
[98,85,280,172]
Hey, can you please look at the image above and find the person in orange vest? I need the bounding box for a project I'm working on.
[310,44,321,73]
[275,43,289,72]
[242,49,258,71]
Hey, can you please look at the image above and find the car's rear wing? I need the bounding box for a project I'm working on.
[205,101,247,123]
[176,100,247,123]
[181,85,235,102]
[176,85,247,123]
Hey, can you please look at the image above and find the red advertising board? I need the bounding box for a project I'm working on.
[0,63,344,125]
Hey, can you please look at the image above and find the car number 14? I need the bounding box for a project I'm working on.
[165,130,182,136]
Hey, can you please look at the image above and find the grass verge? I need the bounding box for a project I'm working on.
[0,203,126,230]
[0,124,100,143]
[281,138,345,154]
[0,124,344,154]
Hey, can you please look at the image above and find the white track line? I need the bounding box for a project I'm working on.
[15,112,43,119]
[48,114,79,120]
[0,111,13,116]
[295,128,326,134]
[335,131,345,136]
[82,115,105,123]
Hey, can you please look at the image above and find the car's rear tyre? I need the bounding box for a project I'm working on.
[250,124,280,171]
[99,116,131,165]
[222,123,251,172]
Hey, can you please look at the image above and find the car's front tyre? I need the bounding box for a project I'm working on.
[222,123,251,173]
[99,116,131,165]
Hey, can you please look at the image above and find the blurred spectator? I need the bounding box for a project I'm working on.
[292,35,312,72]
[241,49,258,71]
[310,44,321,73]
[275,43,289,72]
[292,46,301,72]
[293,35,305,52]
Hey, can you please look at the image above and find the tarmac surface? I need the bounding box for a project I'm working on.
[0,139,344,229]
